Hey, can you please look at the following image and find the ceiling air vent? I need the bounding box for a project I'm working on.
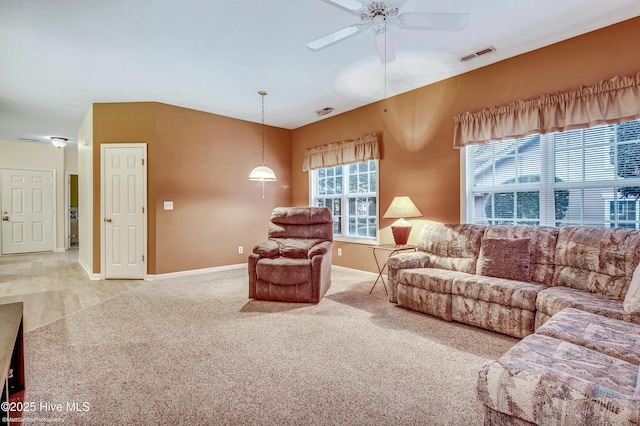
[19,137,40,143]
[460,46,496,62]
[315,107,334,117]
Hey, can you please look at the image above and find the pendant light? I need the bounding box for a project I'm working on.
[249,91,277,198]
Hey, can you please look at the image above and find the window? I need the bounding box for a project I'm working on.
[466,119,640,229]
[607,200,638,229]
[311,160,378,240]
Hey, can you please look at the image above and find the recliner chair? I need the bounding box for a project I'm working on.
[248,207,333,303]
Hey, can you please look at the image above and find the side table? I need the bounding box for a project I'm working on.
[368,244,416,294]
[1,302,24,425]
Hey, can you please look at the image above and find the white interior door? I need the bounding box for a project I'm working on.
[102,145,146,279]
[1,169,54,254]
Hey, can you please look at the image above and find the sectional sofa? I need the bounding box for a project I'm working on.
[386,223,640,424]
[386,223,640,338]
[478,307,640,424]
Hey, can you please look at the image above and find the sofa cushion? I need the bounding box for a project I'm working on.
[417,223,485,274]
[397,268,471,293]
[270,206,332,225]
[483,225,559,285]
[536,286,640,326]
[553,226,640,300]
[477,334,640,425]
[477,237,531,282]
[256,257,311,285]
[277,238,308,258]
[536,308,640,365]
[623,260,640,314]
[453,275,546,311]
[274,238,324,259]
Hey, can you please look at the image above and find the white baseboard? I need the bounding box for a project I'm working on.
[54,247,66,253]
[147,263,247,281]
[77,257,101,281]
[332,264,379,278]
[77,262,373,282]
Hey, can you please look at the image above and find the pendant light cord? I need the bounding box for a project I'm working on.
[383,17,388,115]
[259,90,267,165]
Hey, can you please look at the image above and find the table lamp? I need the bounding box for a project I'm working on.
[383,196,422,246]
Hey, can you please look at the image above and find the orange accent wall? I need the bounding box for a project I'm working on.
[90,18,640,276]
[93,102,291,275]
[291,17,640,273]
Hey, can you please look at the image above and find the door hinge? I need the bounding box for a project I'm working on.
[142,159,145,165]
[142,207,144,213]
[142,255,145,262]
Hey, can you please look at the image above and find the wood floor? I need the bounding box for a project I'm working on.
[0,250,147,332]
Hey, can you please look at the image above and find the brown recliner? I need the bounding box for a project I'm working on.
[248,207,333,303]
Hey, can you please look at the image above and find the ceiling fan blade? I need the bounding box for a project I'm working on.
[320,0,364,14]
[306,24,364,50]
[375,31,395,63]
[397,12,470,31]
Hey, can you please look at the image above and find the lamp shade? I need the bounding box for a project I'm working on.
[383,196,422,219]
[383,196,422,246]
[248,165,277,182]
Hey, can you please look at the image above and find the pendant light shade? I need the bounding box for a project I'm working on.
[249,165,277,181]
[249,91,277,182]
[249,91,276,197]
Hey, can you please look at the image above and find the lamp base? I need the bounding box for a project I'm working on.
[391,218,412,246]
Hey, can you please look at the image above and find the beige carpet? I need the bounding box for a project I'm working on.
[21,267,516,425]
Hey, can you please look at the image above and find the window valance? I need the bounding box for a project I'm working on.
[453,72,640,148]
[302,133,380,171]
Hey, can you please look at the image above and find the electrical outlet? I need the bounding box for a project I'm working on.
[337,248,342,256]
[238,246,244,254]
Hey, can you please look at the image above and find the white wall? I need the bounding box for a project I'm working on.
[0,139,66,251]
[77,107,94,276]
[64,144,78,174]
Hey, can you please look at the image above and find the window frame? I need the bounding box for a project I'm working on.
[463,120,640,229]
[309,160,380,243]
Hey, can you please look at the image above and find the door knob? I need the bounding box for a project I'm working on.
[104,218,112,222]
[2,216,8,221]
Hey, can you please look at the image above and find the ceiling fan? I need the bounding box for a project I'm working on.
[306,0,470,63]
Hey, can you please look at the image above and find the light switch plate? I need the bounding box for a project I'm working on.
[164,201,173,210]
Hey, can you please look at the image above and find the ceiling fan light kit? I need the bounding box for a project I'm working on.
[307,0,470,64]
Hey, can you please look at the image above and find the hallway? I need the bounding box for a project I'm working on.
[0,250,146,331]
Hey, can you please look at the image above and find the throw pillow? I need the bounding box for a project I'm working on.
[623,261,640,314]
[477,237,531,282]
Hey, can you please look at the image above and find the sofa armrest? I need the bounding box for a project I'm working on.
[308,241,332,259]
[386,251,428,270]
[253,239,279,258]
[387,251,428,304]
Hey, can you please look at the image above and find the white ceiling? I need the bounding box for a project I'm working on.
[1,0,639,145]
